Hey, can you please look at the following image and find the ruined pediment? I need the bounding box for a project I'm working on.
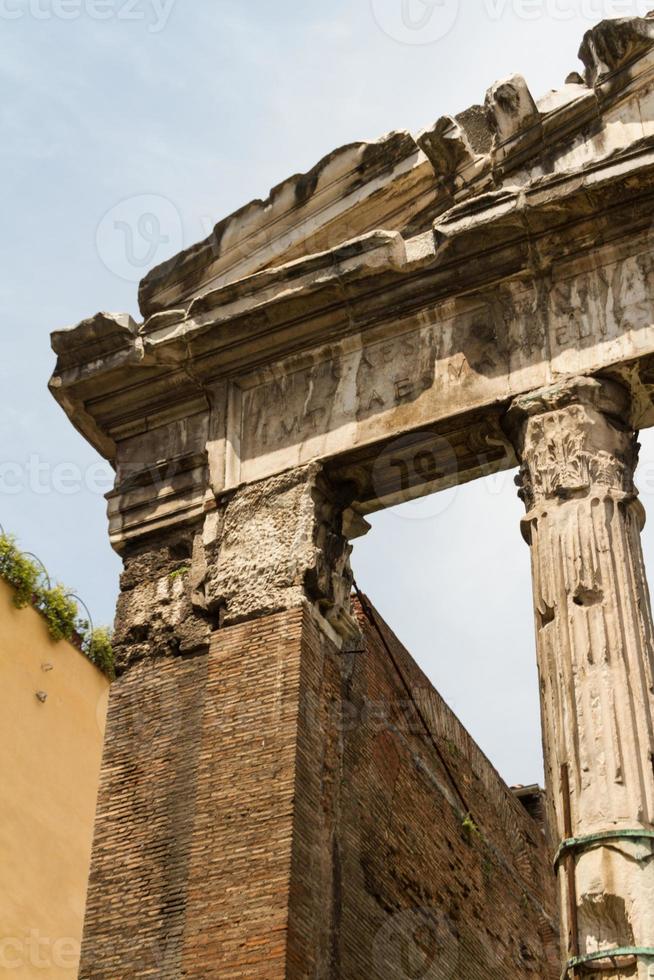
[134,14,654,316]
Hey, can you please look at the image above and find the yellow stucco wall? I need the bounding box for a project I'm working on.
[0,578,109,979]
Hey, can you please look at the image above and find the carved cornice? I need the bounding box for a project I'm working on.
[579,14,654,86]
[134,16,654,318]
[50,142,654,462]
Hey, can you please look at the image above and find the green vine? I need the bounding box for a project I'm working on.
[40,585,79,643]
[88,627,115,679]
[0,534,40,607]
[0,532,115,679]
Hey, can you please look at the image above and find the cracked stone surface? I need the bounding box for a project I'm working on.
[202,464,356,639]
[112,464,356,673]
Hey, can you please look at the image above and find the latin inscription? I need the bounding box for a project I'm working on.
[238,241,654,478]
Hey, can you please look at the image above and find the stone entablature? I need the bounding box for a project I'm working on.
[51,16,654,568]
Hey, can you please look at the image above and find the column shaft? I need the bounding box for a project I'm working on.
[507,377,654,978]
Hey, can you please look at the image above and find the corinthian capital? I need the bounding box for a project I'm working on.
[504,376,638,512]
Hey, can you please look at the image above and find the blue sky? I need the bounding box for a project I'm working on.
[4,0,654,785]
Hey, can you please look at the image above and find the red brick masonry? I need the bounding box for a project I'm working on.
[80,599,558,978]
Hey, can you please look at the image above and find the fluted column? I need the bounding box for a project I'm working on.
[506,377,654,979]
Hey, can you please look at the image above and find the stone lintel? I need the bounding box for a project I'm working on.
[50,137,654,554]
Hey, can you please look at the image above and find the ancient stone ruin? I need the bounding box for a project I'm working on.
[51,13,654,979]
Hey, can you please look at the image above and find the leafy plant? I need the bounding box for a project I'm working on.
[0,531,115,679]
[0,534,40,607]
[87,627,115,680]
[39,585,79,643]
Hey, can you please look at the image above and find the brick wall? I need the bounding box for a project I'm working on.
[80,608,308,979]
[80,599,558,978]
[336,598,559,979]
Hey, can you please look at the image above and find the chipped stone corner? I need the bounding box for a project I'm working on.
[202,463,360,643]
[112,463,361,673]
